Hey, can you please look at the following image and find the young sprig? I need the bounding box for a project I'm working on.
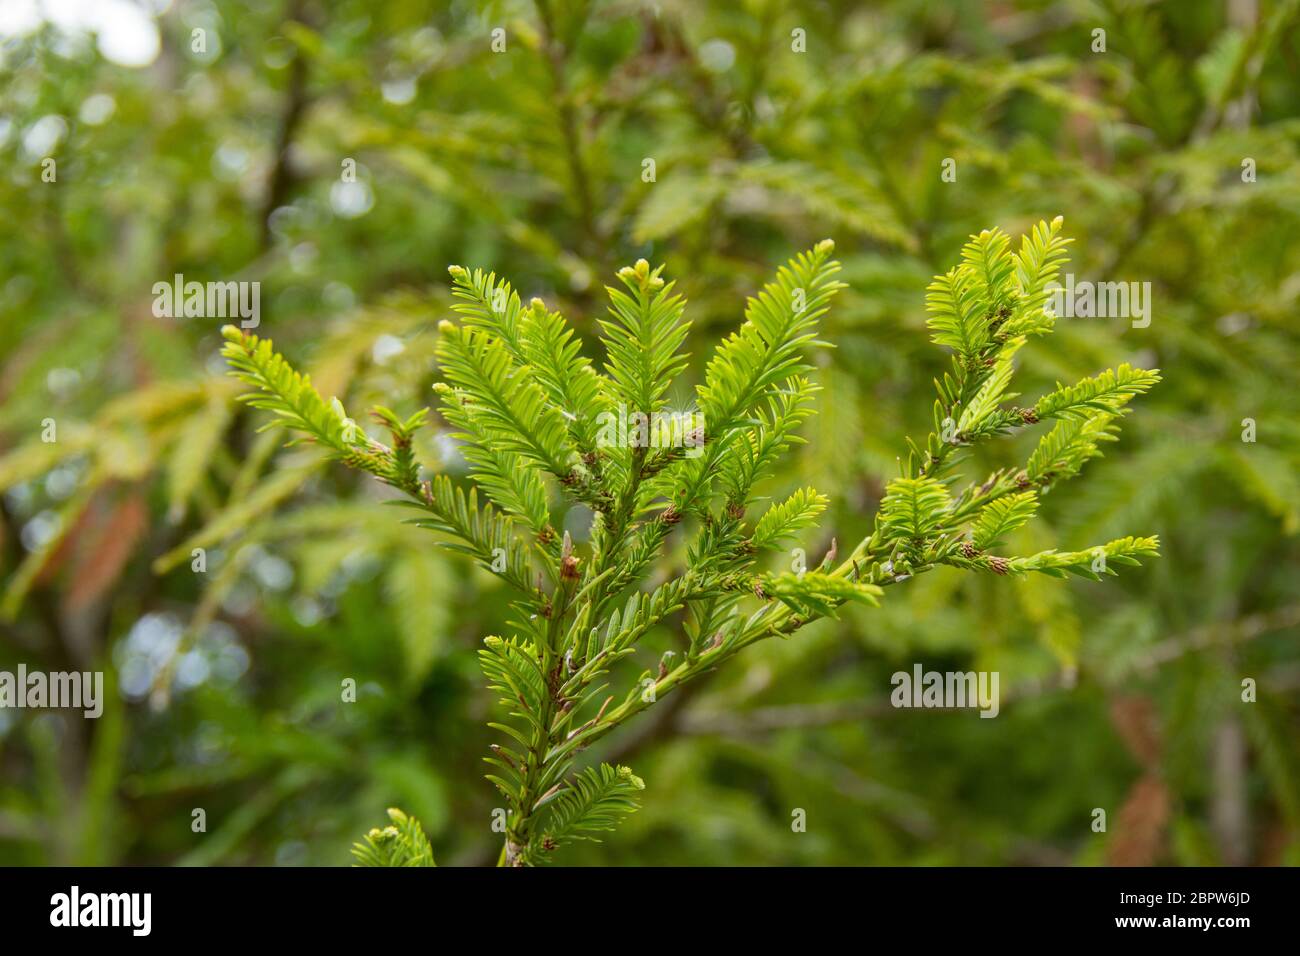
[222,218,1160,866]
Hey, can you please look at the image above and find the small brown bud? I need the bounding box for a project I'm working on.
[657,658,671,680]
[560,532,581,581]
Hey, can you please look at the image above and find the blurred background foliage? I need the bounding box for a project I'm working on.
[0,0,1297,866]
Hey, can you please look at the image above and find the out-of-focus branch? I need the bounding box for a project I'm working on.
[258,0,314,251]
[677,604,1300,739]
[534,0,597,251]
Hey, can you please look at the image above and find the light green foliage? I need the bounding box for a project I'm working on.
[671,241,844,514]
[220,222,1158,864]
[880,477,953,543]
[751,487,829,550]
[600,260,691,416]
[1034,365,1164,421]
[763,572,883,618]
[857,221,1164,599]
[223,331,361,454]
[698,241,842,434]
[352,808,436,867]
[1004,536,1161,580]
[972,493,1039,551]
[433,324,576,480]
[1026,415,1122,485]
[537,764,645,850]
[719,378,819,507]
[909,220,1160,484]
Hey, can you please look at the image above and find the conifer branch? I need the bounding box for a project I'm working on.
[222,220,1162,866]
